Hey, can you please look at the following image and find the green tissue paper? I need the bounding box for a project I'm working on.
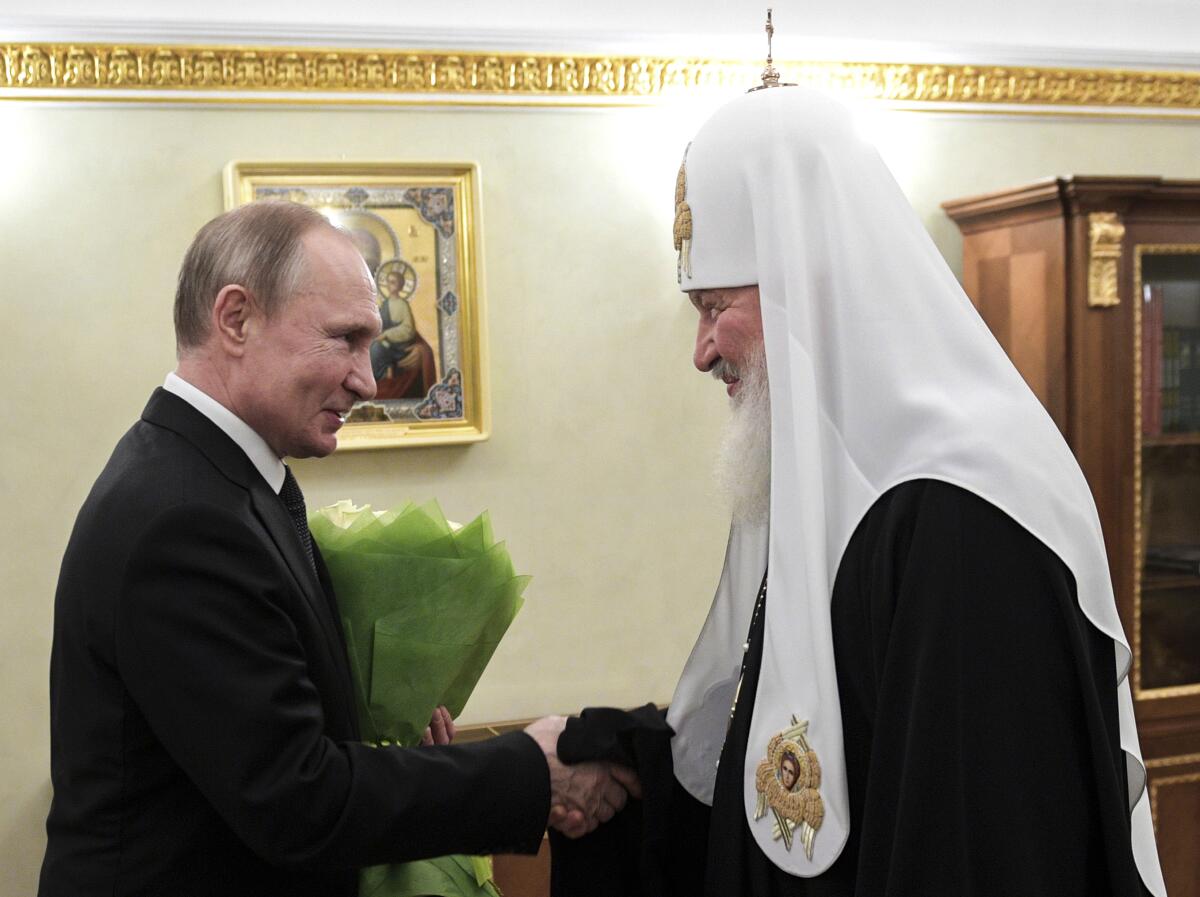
[310,500,530,897]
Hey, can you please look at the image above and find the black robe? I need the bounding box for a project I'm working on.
[552,480,1150,897]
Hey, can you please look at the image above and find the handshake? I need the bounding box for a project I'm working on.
[525,715,642,838]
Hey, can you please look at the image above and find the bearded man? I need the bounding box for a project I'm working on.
[551,85,1165,897]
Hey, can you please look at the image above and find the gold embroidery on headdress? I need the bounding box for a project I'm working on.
[673,143,693,283]
[754,716,825,860]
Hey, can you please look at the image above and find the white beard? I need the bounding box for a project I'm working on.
[714,346,771,525]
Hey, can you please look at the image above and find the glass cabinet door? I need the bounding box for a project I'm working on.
[1137,248,1200,692]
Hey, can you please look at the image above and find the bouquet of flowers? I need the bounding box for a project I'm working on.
[309,499,531,897]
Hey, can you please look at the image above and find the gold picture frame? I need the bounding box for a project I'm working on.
[224,161,489,450]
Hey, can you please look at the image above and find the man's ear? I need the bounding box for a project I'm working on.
[211,284,256,357]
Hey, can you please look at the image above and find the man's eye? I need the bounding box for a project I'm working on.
[709,307,721,320]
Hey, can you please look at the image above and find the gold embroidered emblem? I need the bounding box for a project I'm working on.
[673,143,693,283]
[754,716,825,860]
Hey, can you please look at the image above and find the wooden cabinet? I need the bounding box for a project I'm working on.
[945,177,1200,897]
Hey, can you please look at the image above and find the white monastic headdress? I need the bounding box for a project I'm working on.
[664,84,1165,895]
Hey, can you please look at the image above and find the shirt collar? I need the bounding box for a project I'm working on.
[163,372,287,494]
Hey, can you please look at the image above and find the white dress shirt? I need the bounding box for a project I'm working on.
[163,372,286,494]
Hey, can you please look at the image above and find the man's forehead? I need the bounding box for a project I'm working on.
[305,226,373,274]
[689,288,723,304]
[689,286,759,303]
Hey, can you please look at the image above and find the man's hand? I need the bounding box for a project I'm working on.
[420,706,456,746]
[524,715,642,839]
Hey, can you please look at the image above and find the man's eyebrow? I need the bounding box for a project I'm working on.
[333,319,379,338]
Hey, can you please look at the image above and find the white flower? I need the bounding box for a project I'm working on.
[317,499,378,529]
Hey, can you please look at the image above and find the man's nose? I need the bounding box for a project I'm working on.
[348,347,377,401]
[694,319,717,372]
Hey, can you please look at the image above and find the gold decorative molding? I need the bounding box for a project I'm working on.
[0,44,743,96]
[4,42,1200,111]
[1087,212,1125,307]
[1149,770,1200,833]
[1144,755,1200,837]
[1144,751,1200,835]
[1146,751,1200,770]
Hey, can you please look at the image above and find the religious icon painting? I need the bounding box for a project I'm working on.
[224,161,489,449]
[754,716,825,860]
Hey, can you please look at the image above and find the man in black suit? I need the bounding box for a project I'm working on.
[39,201,630,896]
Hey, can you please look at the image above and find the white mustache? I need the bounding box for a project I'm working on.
[711,358,739,382]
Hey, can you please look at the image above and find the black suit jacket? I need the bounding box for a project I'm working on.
[40,389,549,897]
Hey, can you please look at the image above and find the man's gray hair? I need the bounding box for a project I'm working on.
[173,200,336,351]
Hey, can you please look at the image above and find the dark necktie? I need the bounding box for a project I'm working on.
[280,466,317,575]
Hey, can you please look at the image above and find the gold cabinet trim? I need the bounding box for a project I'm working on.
[1088,213,1125,307]
[3,43,1200,111]
[1146,752,1200,837]
[1146,751,1200,769]
[1149,770,1200,832]
[1132,244,1200,700]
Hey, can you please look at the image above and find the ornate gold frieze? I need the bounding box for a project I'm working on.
[1088,212,1125,307]
[4,43,1200,110]
[1,44,749,96]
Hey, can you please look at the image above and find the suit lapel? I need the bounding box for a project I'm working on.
[313,546,362,740]
[142,389,357,713]
[248,481,353,670]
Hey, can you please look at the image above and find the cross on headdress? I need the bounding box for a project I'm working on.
[748,8,796,92]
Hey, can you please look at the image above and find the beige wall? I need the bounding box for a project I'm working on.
[1,96,1197,893]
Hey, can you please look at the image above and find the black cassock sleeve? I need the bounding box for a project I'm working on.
[550,705,709,897]
[552,480,1149,897]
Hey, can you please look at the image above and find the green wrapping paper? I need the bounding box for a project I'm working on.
[309,500,530,897]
